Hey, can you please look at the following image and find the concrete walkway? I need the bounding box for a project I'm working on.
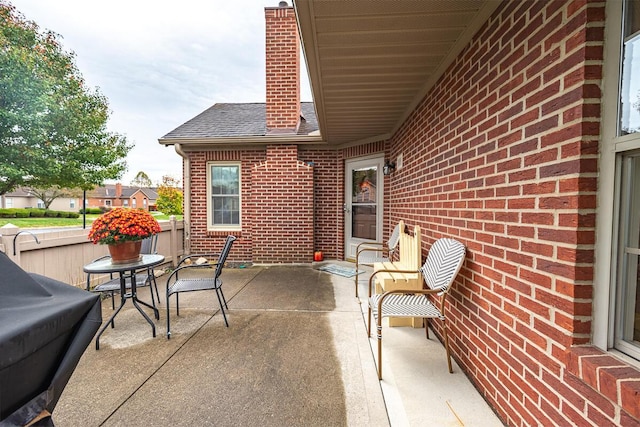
[54,264,503,426]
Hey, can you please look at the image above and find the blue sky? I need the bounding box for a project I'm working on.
[11,0,312,185]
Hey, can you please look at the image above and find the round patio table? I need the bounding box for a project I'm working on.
[84,254,165,349]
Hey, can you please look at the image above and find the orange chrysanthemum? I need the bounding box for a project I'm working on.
[88,208,161,245]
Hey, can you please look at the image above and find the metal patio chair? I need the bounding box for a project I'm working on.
[86,234,161,311]
[367,238,466,379]
[165,235,236,339]
[354,221,402,298]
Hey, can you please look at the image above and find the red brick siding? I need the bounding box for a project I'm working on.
[251,145,314,263]
[186,141,394,263]
[385,1,639,425]
[188,150,265,262]
[299,148,342,260]
[265,5,300,132]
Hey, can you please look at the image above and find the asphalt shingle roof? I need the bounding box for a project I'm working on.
[88,185,158,201]
[161,102,318,139]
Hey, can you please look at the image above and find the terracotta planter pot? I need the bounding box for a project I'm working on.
[108,240,142,264]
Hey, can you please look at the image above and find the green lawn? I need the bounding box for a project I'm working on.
[0,213,182,229]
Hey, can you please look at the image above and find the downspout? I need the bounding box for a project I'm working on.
[174,143,191,255]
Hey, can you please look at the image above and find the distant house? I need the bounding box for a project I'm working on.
[86,183,158,212]
[1,188,80,212]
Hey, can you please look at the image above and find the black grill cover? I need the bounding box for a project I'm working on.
[0,252,101,426]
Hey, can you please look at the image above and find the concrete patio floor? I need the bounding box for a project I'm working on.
[53,263,503,426]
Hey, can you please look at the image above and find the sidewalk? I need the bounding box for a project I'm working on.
[352,263,503,427]
[53,264,503,426]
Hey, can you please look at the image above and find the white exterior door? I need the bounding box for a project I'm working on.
[344,156,384,260]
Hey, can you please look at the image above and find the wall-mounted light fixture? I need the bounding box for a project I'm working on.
[383,159,396,176]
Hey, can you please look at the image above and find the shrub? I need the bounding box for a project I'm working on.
[29,209,45,217]
[68,212,80,219]
[79,207,103,214]
[15,209,30,218]
[44,210,59,217]
[0,208,16,218]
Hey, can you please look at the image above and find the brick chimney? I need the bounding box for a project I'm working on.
[265,1,300,134]
[115,183,122,197]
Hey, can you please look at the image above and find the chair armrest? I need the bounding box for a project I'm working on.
[86,255,118,290]
[166,261,222,285]
[367,268,419,297]
[376,288,447,314]
[356,246,386,257]
[356,241,384,251]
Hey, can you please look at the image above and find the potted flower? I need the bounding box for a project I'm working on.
[88,208,161,264]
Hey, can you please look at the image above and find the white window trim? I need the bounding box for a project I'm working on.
[595,0,640,364]
[206,161,242,232]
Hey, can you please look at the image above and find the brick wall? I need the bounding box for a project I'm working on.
[386,1,640,425]
[299,148,342,260]
[251,145,313,263]
[188,150,265,262]
[188,146,346,263]
[265,4,300,133]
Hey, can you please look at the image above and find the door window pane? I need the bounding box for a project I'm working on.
[352,167,377,203]
[352,205,377,239]
[351,166,378,239]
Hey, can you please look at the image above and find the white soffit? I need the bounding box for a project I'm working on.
[295,0,501,147]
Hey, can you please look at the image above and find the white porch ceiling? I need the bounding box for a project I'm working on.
[294,0,501,147]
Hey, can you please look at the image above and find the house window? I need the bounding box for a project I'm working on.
[37,201,44,209]
[70,199,75,209]
[620,1,640,136]
[208,162,241,230]
[612,0,640,360]
[5,198,13,208]
[616,152,640,357]
[123,200,129,207]
[132,199,136,208]
[143,198,147,209]
[105,200,111,207]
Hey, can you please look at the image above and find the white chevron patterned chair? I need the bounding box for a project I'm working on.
[354,221,402,298]
[367,238,466,379]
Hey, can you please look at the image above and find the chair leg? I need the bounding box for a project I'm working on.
[147,276,156,309]
[377,320,383,380]
[149,268,160,304]
[442,321,453,374]
[166,293,171,339]
[425,318,430,339]
[355,259,360,298]
[219,287,229,309]
[109,291,116,328]
[367,304,372,337]
[176,293,180,316]
[153,276,161,304]
[215,288,229,327]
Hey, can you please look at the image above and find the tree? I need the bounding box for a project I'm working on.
[27,185,81,209]
[156,175,183,215]
[131,171,152,188]
[0,2,132,196]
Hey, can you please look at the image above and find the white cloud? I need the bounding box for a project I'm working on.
[10,0,311,185]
